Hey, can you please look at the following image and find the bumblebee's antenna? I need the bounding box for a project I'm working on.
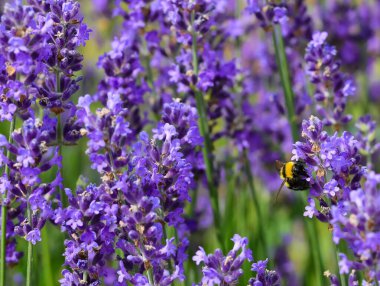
[275,179,286,204]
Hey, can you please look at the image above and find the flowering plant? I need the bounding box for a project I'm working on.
[0,0,379,285]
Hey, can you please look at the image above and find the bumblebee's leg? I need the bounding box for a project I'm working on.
[275,179,286,203]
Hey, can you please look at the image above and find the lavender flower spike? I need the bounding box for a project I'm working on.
[193,234,253,285]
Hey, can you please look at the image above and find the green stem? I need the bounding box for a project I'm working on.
[56,71,66,207]
[305,213,324,286]
[26,205,33,286]
[147,268,154,285]
[41,227,54,286]
[191,11,224,252]
[224,158,236,248]
[141,40,160,121]
[243,151,269,259]
[273,25,324,286]
[272,26,298,142]
[0,117,16,286]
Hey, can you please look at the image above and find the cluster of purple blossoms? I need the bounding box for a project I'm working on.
[0,0,90,272]
[293,115,380,282]
[304,31,356,128]
[193,234,279,286]
[0,116,61,260]
[293,116,362,203]
[163,0,240,142]
[331,171,380,282]
[95,22,147,138]
[75,94,134,173]
[57,183,115,285]
[0,0,90,119]
[112,0,176,117]
[249,258,280,286]
[57,99,202,285]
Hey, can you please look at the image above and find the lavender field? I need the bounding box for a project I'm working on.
[0,0,379,285]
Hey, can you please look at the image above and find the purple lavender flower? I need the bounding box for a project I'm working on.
[249,258,280,286]
[295,116,361,188]
[59,99,201,284]
[193,234,253,285]
[96,33,147,138]
[55,184,117,285]
[331,171,380,281]
[0,0,90,121]
[0,116,61,260]
[293,115,380,282]
[305,31,355,128]
[75,94,134,173]
[161,0,241,145]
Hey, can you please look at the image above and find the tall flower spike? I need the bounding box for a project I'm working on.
[331,171,380,281]
[305,31,355,128]
[76,94,134,173]
[163,0,240,143]
[293,115,362,205]
[193,234,280,285]
[293,115,380,283]
[0,0,90,121]
[60,101,201,284]
[193,234,253,285]
[0,116,61,260]
[250,258,281,286]
[56,184,117,285]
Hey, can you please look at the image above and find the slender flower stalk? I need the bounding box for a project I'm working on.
[190,10,224,252]
[0,117,16,286]
[243,150,268,259]
[41,228,54,286]
[272,25,298,142]
[55,70,66,208]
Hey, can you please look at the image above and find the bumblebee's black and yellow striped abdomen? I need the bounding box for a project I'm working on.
[277,161,309,191]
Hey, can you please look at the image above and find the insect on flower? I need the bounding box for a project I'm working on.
[275,160,310,202]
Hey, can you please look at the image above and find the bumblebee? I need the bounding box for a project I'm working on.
[275,160,310,201]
